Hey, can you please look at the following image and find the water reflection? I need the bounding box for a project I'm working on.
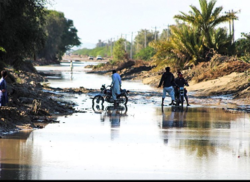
[161,106,188,128]
[0,131,38,180]
[92,103,128,140]
[159,106,250,159]
[1,64,250,179]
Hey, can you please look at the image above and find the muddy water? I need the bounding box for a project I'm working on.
[0,62,250,180]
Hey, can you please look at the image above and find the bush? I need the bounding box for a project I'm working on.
[134,47,156,61]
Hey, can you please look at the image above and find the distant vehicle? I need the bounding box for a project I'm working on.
[88,56,94,60]
[96,56,103,60]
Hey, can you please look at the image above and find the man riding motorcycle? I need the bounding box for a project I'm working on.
[174,72,190,106]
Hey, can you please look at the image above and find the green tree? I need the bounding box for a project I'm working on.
[235,33,250,62]
[37,10,81,61]
[113,38,126,62]
[174,0,237,49]
[160,28,171,40]
[0,0,47,70]
[209,27,234,55]
[134,46,156,61]
[59,19,81,56]
[134,29,155,53]
[150,23,204,70]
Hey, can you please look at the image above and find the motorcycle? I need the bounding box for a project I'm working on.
[174,84,189,107]
[92,84,129,106]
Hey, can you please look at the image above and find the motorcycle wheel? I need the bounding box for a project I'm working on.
[92,95,104,105]
[117,95,128,105]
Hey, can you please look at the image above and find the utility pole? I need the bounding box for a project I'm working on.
[144,29,147,48]
[163,24,170,40]
[155,26,157,41]
[110,38,113,58]
[152,26,161,41]
[124,34,127,51]
[130,32,133,59]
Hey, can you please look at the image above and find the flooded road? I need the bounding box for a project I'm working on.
[0,62,250,180]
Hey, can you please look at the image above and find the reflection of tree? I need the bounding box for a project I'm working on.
[158,106,249,158]
[0,131,38,180]
[180,140,216,158]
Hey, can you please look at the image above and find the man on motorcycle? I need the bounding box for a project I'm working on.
[174,72,190,106]
[111,70,121,107]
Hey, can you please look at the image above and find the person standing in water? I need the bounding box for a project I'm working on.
[70,60,73,73]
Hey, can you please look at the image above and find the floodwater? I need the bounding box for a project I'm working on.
[0,62,250,180]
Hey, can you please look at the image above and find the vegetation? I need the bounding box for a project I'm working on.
[134,29,155,54]
[134,46,156,61]
[37,10,81,62]
[0,0,81,71]
[0,0,47,70]
[74,46,111,57]
[113,38,127,62]
[75,0,250,74]
[149,0,239,71]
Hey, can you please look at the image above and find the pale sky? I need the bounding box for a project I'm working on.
[47,0,250,49]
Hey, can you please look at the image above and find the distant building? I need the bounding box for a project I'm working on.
[96,40,107,48]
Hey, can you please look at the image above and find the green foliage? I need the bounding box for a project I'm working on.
[174,0,236,50]
[240,53,250,63]
[0,0,48,70]
[149,0,239,72]
[93,63,106,69]
[134,29,155,53]
[209,27,234,55]
[109,59,118,65]
[0,47,6,53]
[37,10,81,61]
[235,33,250,58]
[74,46,111,57]
[134,46,156,61]
[113,38,126,62]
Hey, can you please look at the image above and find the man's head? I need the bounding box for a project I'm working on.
[1,70,7,78]
[112,70,117,74]
[165,67,170,72]
[178,73,183,78]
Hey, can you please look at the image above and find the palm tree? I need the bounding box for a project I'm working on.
[150,23,204,69]
[174,0,237,49]
[209,27,233,55]
[169,23,204,66]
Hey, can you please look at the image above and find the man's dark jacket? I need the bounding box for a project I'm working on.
[158,72,175,88]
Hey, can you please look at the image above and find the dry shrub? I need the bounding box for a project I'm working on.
[187,54,250,83]
[117,60,135,70]
[134,60,150,67]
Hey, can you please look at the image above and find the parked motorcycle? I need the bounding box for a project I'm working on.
[92,84,129,106]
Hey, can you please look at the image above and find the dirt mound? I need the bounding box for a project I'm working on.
[185,54,250,83]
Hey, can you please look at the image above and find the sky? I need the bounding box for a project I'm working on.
[47,0,250,49]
